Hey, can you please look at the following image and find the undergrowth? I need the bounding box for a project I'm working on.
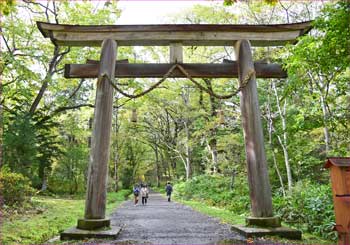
[173,174,336,242]
[1,190,130,245]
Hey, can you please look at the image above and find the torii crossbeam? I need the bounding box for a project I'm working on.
[37,21,311,240]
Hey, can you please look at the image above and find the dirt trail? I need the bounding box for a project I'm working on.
[108,192,246,244]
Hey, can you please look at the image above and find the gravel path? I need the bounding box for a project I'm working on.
[108,192,246,244]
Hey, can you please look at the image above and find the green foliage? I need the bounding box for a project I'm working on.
[0,0,15,15]
[48,112,89,194]
[174,174,250,214]
[175,174,336,241]
[3,106,62,188]
[0,170,35,207]
[2,1,124,193]
[224,0,278,7]
[283,1,350,137]
[1,190,130,244]
[3,110,37,177]
[274,181,336,241]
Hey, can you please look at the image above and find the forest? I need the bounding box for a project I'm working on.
[1,1,349,244]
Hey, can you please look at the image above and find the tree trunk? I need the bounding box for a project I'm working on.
[0,79,3,169]
[272,82,292,191]
[320,94,330,154]
[41,174,47,191]
[204,79,219,174]
[208,139,218,173]
[235,40,273,217]
[266,88,286,197]
[155,144,161,187]
[184,120,192,180]
[181,88,192,180]
[29,46,61,115]
[113,103,119,192]
[84,39,116,219]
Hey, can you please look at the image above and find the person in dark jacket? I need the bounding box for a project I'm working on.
[133,184,140,206]
[165,182,173,202]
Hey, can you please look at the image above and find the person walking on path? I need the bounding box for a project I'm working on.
[165,182,173,202]
[141,184,149,205]
[133,184,140,206]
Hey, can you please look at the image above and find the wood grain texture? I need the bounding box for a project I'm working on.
[84,39,116,219]
[329,166,350,235]
[36,21,312,47]
[235,40,273,217]
[170,43,183,63]
[64,63,287,79]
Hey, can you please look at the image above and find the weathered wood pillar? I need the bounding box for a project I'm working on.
[78,39,117,230]
[235,40,275,220]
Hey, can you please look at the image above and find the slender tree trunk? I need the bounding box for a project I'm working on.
[155,144,160,187]
[29,46,60,115]
[113,150,119,192]
[41,174,47,191]
[0,79,3,169]
[181,87,192,180]
[160,151,170,179]
[320,94,330,154]
[266,87,286,196]
[272,82,292,191]
[184,120,192,180]
[209,140,218,173]
[207,139,218,173]
[204,79,219,173]
[113,104,119,192]
[307,72,331,154]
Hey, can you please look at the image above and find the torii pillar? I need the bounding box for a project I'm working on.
[236,40,275,220]
[61,39,120,240]
[232,40,300,239]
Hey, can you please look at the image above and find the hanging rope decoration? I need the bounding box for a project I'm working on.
[104,64,255,100]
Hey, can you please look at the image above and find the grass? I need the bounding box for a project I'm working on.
[172,196,334,245]
[177,198,245,225]
[1,190,130,245]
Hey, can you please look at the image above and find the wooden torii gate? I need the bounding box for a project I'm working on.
[37,21,311,240]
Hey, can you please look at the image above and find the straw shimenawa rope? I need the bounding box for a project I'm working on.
[104,64,255,100]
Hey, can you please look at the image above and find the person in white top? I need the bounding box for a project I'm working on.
[140,184,149,205]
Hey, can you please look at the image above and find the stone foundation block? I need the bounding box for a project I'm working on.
[246,216,281,228]
[60,226,121,241]
[77,218,110,230]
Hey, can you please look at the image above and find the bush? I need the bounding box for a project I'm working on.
[174,174,336,241]
[0,170,35,207]
[173,174,250,214]
[273,181,336,241]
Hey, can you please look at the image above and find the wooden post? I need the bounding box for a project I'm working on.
[78,39,117,230]
[235,40,274,219]
[170,42,183,63]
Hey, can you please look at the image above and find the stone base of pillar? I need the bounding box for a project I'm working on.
[246,216,281,228]
[231,225,302,240]
[231,216,301,240]
[77,218,110,230]
[60,226,120,241]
